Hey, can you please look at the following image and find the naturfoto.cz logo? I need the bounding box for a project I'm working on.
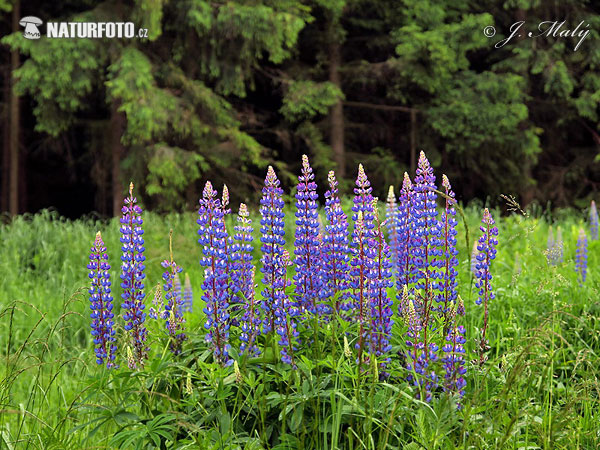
[19,16,149,40]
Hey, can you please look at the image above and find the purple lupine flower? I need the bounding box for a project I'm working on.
[441,311,467,405]
[396,172,415,310]
[369,200,394,372]
[323,170,351,313]
[349,211,372,365]
[198,182,232,366]
[182,274,193,313]
[439,175,459,321]
[87,231,117,368]
[239,267,261,357]
[386,186,401,274]
[475,208,498,365]
[293,155,324,317]
[259,166,286,335]
[575,228,588,285]
[119,182,148,369]
[232,203,254,304]
[590,201,598,240]
[409,152,443,386]
[276,250,299,367]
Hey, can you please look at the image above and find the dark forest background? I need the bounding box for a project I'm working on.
[0,0,599,218]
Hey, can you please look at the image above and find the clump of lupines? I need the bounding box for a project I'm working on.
[119,182,148,369]
[161,231,186,355]
[239,267,261,357]
[575,228,588,285]
[259,166,287,335]
[474,208,498,365]
[293,155,324,316]
[198,182,232,366]
[369,199,394,372]
[323,170,351,312]
[87,231,117,368]
[590,201,598,240]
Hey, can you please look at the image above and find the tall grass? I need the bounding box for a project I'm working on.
[0,206,598,448]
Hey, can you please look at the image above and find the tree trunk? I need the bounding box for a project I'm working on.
[2,67,10,212]
[9,0,20,216]
[328,38,345,178]
[110,101,125,217]
[410,109,417,175]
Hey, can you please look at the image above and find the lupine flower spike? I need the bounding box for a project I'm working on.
[232,203,254,307]
[323,170,351,313]
[259,166,287,335]
[440,174,459,323]
[590,201,598,240]
[198,181,232,366]
[293,155,324,317]
[87,231,117,368]
[119,182,148,369]
[575,228,588,285]
[386,186,401,274]
[475,208,498,366]
[350,165,376,364]
[182,274,193,313]
[406,152,443,400]
[149,283,163,319]
[161,230,186,355]
[397,173,414,304]
[412,151,442,299]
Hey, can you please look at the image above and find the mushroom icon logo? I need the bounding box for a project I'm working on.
[19,16,43,40]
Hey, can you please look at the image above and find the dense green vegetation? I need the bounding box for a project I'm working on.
[1,0,599,215]
[0,205,598,449]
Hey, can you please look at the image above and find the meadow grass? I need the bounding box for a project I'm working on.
[0,205,598,449]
